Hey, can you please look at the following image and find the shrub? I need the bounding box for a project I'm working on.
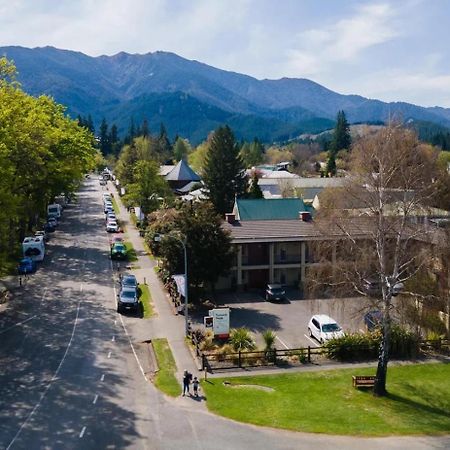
[324,326,420,362]
[262,329,276,351]
[230,328,256,352]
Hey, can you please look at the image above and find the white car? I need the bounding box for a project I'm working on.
[106,212,116,223]
[106,220,119,233]
[308,315,344,344]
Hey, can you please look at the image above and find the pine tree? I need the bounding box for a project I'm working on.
[109,124,119,155]
[326,110,351,176]
[99,118,112,155]
[86,114,95,134]
[203,125,247,215]
[247,173,263,199]
[156,123,172,161]
[141,117,150,138]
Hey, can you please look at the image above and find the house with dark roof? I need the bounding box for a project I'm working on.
[162,159,201,191]
[215,198,322,291]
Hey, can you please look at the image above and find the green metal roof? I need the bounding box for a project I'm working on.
[235,198,313,221]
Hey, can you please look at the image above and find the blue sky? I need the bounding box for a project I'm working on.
[1,0,450,107]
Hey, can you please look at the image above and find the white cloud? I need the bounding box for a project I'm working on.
[284,2,399,77]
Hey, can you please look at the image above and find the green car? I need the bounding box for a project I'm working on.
[111,242,127,260]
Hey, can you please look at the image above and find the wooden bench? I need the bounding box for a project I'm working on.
[352,376,376,388]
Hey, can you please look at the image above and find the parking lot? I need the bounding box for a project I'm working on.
[191,289,378,349]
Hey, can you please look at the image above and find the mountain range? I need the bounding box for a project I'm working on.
[2,45,450,144]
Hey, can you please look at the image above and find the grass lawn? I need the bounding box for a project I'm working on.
[203,363,450,436]
[124,242,138,262]
[139,284,154,318]
[152,338,180,397]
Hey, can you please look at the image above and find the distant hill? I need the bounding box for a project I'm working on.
[2,45,450,144]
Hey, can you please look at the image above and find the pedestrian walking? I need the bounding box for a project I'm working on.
[192,377,199,397]
[182,370,190,396]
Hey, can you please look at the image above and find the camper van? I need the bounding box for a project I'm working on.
[22,236,45,262]
[47,203,62,219]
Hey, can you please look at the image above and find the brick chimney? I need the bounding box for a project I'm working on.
[299,211,312,222]
[225,213,236,224]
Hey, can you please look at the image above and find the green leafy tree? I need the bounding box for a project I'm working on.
[189,140,210,174]
[147,202,234,301]
[125,160,172,214]
[240,138,264,168]
[99,118,112,155]
[203,126,247,215]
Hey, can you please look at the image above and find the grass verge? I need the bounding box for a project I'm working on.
[139,284,154,318]
[111,196,120,215]
[152,338,180,397]
[203,363,450,436]
[124,242,138,262]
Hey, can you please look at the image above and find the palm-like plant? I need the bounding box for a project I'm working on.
[230,328,255,352]
[262,330,276,351]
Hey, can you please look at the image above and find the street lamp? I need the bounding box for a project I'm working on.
[154,232,189,336]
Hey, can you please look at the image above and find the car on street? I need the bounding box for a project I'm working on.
[111,242,127,260]
[121,273,138,289]
[99,179,106,186]
[104,205,114,214]
[47,217,58,228]
[117,286,138,313]
[106,220,119,233]
[17,257,37,274]
[106,212,116,223]
[35,230,49,242]
[308,314,344,344]
[265,283,286,302]
[44,221,56,233]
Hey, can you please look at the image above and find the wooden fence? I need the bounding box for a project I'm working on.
[192,335,450,373]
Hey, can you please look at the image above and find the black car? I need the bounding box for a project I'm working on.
[44,222,56,233]
[117,287,138,313]
[121,273,138,289]
[265,284,286,302]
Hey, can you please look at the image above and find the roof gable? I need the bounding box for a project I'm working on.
[165,159,201,182]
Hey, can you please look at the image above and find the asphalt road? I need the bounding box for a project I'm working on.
[0,179,448,450]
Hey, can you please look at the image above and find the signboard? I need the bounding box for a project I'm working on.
[208,308,230,338]
[172,274,186,298]
[204,316,213,328]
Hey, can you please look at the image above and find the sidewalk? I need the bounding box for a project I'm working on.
[109,184,200,385]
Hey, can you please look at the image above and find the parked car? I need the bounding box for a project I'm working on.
[110,236,124,246]
[47,217,58,228]
[106,212,116,222]
[99,179,107,186]
[265,284,286,302]
[106,220,119,233]
[35,230,49,242]
[117,286,138,313]
[44,222,56,233]
[308,314,344,344]
[104,205,114,214]
[363,278,404,297]
[111,242,127,260]
[364,310,383,331]
[17,257,36,274]
[121,273,138,289]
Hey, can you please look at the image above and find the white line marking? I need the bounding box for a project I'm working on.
[39,288,48,305]
[118,313,146,380]
[304,334,321,347]
[112,335,115,342]
[79,426,86,438]
[114,320,117,325]
[7,302,81,450]
[100,374,105,382]
[92,394,98,405]
[0,315,37,335]
[275,336,290,349]
[107,351,111,359]
[80,284,83,292]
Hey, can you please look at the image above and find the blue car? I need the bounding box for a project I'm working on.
[18,257,36,275]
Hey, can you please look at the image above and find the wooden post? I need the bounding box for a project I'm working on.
[308,346,311,363]
[204,367,207,381]
[238,351,242,368]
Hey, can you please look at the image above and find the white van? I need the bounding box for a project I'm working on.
[47,203,62,219]
[22,236,45,262]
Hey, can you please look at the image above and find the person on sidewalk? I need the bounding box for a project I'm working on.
[192,377,199,397]
[182,370,191,396]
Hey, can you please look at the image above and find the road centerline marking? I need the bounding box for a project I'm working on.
[112,335,115,342]
[107,351,111,358]
[79,426,86,438]
[100,374,105,381]
[92,394,98,405]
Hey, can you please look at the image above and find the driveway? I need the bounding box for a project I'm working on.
[191,289,377,349]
